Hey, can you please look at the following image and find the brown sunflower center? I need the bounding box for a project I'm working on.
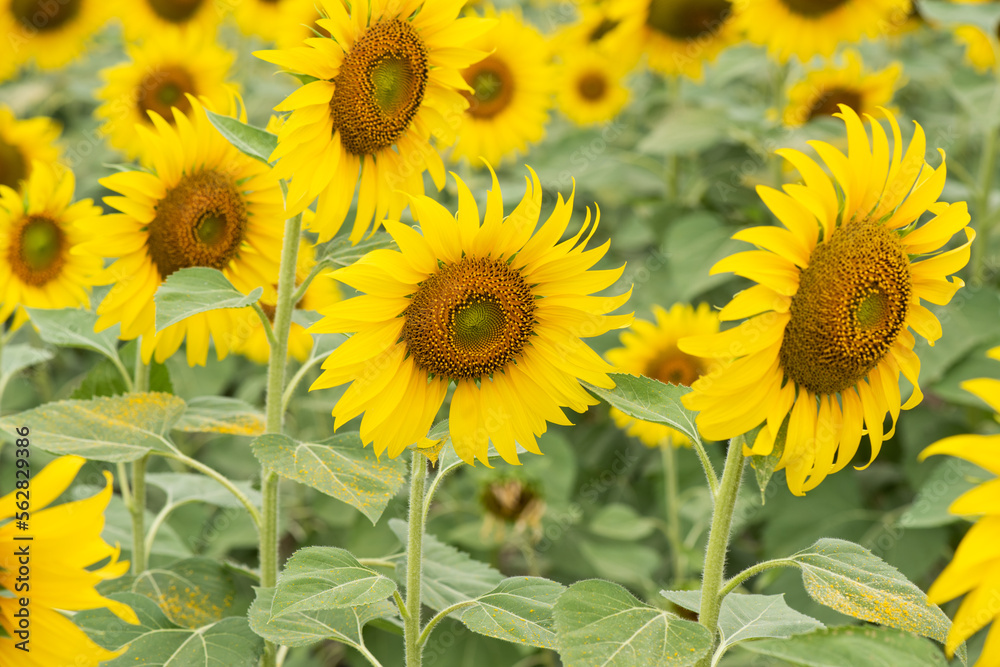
[645,0,731,40]
[331,18,428,156]
[462,56,515,119]
[647,348,704,386]
[148,0,204,23]
[779,217,911,396]
[481,479,540,522]
[8,215,66,287]
[578,71,608,101]
[146,170,248,278]
[138,66,196,121]
[779,0,847,18]
[402,257,536,380]
[11,0,81,31]
[0,137,27,190]
[807,87,863,121]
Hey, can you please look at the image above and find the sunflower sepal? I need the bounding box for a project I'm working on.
[154,267,265,332]
[749,420,787,504]
[204,110,278,165]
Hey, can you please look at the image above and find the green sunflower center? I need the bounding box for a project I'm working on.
[807,87,863,121]
[646,0,731,40]
[462,56,515,119]
[779,217,911,396]
[578,71,608,102]
[139,66,196,121]
[402,257,536,380]
[9,215,66,287]
[331,18,429,156]
[780,0,848,18]
[146,169,248,278]
[148,0,204,23]
[11,0,81,31]
[0,137,27,190]
[647,349,704,386]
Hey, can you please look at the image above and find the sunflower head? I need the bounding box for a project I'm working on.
[0,106,61,192]
[783,51,904,127]
[557,46,631,126]
[1,0,107,72]
[679,105,973,495]
[120,0,221,40]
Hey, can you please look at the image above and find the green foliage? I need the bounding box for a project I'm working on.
[271,547,398,617]
[174,396,265,436]
[26,307,121,362]
[248,587,396,649]
[454,577,565,649]
[739,626,951,667]
[204,110,277,164]
[130,557,255,628]
[154,267,263,331]
[0,344,53,378]
[316,231,398,269]
[146,473,262,510]
[585,374,701,444]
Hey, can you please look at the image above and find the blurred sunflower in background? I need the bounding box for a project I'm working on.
[680,106,974,495]
[310,168,632,464]
[0,162,101,330]
[95,31,236,161]
[783,50,904,126]
[268,0,334,50]
[0,106,61,192]
[81,99,284,366]
[451,10,553,167]
[256,0,493,243]
[607,303,718,447]
[233,0,311,44]
[0,456,138,667]
[736,0,912,62]
[953,20,1000,72]
[553,1,642,64]
[0,0,108,76]
[556,47,631,126]
[921,347,1000,664]
[119,0,222,41]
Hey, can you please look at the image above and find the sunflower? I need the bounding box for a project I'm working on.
[95,31,236,161]
[783,50,904,127]
[0,456,139,667]
[255,0,492,244]
[233,0,303,44]
[0,161,102,330]
[953,20,1000,72]
[735,0,912,63]
[450,10,553,167]
[678,106,974,496]
[0,0,108,75]
[607,303,719,447]
[236,236,342,364]
[309,168,632,464]
[80,98,284,366]
[557,47,631,126]
[607,0,738,80]
[921,347,1000,663]
[552,1,642,65]
[119,0,222,40]
[0,106,61,192]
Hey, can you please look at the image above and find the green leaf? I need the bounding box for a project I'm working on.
[751,420,787,503]
[589,503,657,541]
[155,267,263,332]
[920,0,1000,32]
[248,587,396,649]
[789,538,963,661]
[739,625,950,667]
[0,393,184,462]
[584,374,701,444]
[389,519,504,610]
[25,307,121,362]
[204,110,277,164]
[456,577,565,649]
[661,590,823,661]
[146,472,262,510]
[78,592,263,667]
[1,344,54,377]
[899,458,985,529]
[270,547,397,618]
[638,107,729,156]
[71,340,172,399]
[173,396,265,436]
[251,433,407,524]
[132,557,252,628]
[554,579,713,667]
[316,231,397,269]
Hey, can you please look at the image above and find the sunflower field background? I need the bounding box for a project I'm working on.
[3,0,1000,665]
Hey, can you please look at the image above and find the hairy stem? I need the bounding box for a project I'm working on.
[404,452,428,667]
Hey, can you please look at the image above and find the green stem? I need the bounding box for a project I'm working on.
[260,208,304,667]
[130,454,149,574]
[973,117,999,286]
[117,462,132,509]
[160,450,262,528]
[769,62,788,188]
[252,303,278,349]
[661,441,684,583]
[695,437,746,666]
[422,457,463,525]
[134,345,150,392]
[405,452,428,667]
[417,600,478,648]
[666,77,682,202]
[691,436,719,498]
[280,352,326,415]
[289,258,331,305]
[718,558,797,598]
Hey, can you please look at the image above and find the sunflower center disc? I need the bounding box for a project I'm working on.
[779,217,911,396]
[647,350,704,386]
[578,72,607,101]
[462,56,515,119]
[331,18,429,156]
[9,215,65,286]
[139,66,196,120]
[807,87,863,121]
[148,0,204,22]
[146,169,248,278]
[402,257,536,380]
[0,137,27,190]
[780,0,847,18]
[11,0,81,31]
[645,0,731,40]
